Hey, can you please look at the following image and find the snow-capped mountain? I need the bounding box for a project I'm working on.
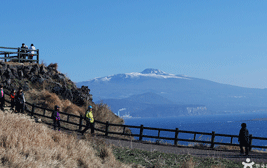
[77,68,267,114]
[90,68,190,82]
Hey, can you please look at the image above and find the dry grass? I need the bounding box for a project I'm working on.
[94,103,124,125]
[214,145,240,151]
[25,89,84,116]
[47,63,58,70]
[0,110,136,168]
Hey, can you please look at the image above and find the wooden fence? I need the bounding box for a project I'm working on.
[0,46,39,63]
[3,86,267,150]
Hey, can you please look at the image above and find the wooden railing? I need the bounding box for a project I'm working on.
[0,46,39,63]
[3,86,267,150]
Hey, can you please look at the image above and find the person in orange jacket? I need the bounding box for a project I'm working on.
[10,89,16,111]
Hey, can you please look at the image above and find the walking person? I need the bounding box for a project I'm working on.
[28,44,36,63]
[10,89,16,111]
[15,87,26,113]
[238,123,250,156]
[52,105,61,131]
[0,85,5,111]
[81,105,94,135]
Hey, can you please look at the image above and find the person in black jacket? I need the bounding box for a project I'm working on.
[20,43,27,62]
[52,105,61,131]
[0,85,5,111]
[15,87,26,113]
[238,123,250,156]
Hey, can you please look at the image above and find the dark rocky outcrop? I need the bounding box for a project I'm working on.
[0,61,93,107]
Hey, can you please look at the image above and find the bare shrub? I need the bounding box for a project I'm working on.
[180,156,195,168]
[47,63,58,70]
[25,89,84,116]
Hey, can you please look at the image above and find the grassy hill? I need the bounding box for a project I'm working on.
[0,110,137,168]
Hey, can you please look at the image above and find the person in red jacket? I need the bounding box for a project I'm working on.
[10,89,16,111]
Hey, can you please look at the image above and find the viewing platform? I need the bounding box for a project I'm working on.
[0,46,39,63]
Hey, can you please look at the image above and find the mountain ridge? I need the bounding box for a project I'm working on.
[77,68,267,114]
[97,92,207,117]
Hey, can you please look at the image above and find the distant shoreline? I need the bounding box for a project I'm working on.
[246,118,267,121]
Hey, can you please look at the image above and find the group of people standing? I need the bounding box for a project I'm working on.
[10,87,26,113]
[20,43,36,63]
[0,85,26,113]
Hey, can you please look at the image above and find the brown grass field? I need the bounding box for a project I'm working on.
[0,110,142,168]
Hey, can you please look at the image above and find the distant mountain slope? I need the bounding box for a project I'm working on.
[77,68,267,113]
[98,92,207,117]
[124,92,174,105]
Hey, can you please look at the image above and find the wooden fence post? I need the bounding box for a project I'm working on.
[79,115,83,131]
[91,122,95,134]
[193,133,197,141]
[123,125,126,135]
[43,109,46,116]
[17,48,20,63]
[139,124,144,141]
[37,49,39,64]
[67,114,70,122]
[249,134,253,151]
[174,128,179,146]
[158,130,160,138]
[210,131,215,149]
[105,121,109,136]
[4,53,6,62]
[31,104,35,117]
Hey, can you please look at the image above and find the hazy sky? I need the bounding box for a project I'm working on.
[1,1,267,88]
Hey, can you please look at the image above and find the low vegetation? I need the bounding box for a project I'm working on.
[112,146,243,168]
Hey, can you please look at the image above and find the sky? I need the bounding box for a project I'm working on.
[1,0,267,88]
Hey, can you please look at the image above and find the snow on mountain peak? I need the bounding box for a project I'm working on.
[90,68,190,82]
[141,68,167,75]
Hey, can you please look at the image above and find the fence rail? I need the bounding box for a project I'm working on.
[3,86,267,150]
[0,46,39,63]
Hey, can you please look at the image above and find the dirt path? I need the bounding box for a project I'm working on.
[99,135,267,164]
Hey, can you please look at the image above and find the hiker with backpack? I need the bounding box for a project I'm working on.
[81,105,94,135]
[52,105,61,131]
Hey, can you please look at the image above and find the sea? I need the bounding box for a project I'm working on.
[123,112,267,150]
